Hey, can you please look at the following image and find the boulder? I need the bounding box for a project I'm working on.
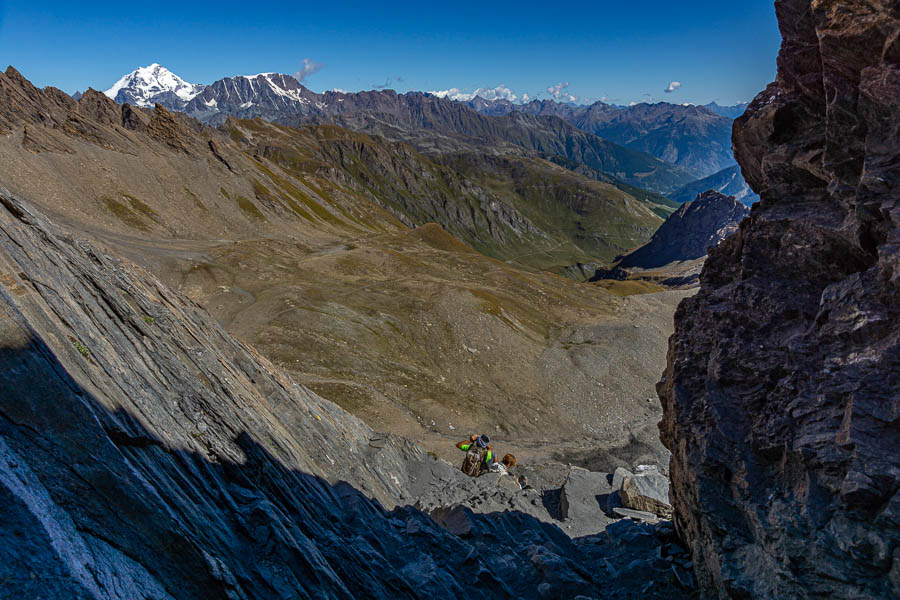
[429,505,474,537]
[611,467,632,491]
[619,474,672,518]
[558,467,614,535]
[497,474,522,494]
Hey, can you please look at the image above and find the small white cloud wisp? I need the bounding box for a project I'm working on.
[294,58,325,82]
[546,82,577,102]
[664,81,682,93]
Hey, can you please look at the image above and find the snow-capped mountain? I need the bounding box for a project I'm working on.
[183,72,324,124]
[104,64,205,109]
[103,66,325,122]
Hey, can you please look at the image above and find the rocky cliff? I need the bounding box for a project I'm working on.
[659,1,899,598]
[617,190,749,270]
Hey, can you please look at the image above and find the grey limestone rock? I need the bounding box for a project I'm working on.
[612,508,660,523]
[558,467,615,536]
[619,474,672,518]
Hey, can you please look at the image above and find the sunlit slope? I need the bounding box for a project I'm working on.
[0,66,680,464]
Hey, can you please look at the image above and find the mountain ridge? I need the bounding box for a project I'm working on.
[461,97,737,176]
[99,65,698,195]
[616,190,749,269]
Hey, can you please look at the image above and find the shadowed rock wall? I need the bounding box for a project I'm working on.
[659,1,899,597]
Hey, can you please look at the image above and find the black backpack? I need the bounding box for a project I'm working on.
[461,446,487,477]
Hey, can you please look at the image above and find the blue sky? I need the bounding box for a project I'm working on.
[0,1,780,105]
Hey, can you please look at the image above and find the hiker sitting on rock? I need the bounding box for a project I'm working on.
[456,434,493,477]
[490,453,517,475]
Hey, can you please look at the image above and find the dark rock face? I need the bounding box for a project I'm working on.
[659,1,900,598]
[618,190,749,269]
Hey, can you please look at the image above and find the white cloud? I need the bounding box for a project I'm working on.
[428,84,522,103]
[664,81,682,93]
[294,58,325,82]
[546,82,577,102]
[521,92,531,103]
[428,87,465,99]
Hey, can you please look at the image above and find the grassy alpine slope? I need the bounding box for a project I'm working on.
[0,65,685,466]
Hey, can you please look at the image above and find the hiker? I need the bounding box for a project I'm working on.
[456,434,493,477]
[489,453,517,475]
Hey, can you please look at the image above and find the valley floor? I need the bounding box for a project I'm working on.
[71,224,691,469]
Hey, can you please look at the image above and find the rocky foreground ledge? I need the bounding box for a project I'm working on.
[0,187,696,598]
[659,1,899,598]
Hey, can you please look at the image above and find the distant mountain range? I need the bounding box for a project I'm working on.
[97,66,697,194]
[97,65,754,196]
[702,101,750,119]
[461,98,737,177]
[669,164,759,206]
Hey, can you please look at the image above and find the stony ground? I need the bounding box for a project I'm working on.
[82,225,691,470]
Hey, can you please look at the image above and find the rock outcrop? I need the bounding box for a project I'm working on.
[659,1,899,598]
[616,190,749,269]
[619,473,672,519]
